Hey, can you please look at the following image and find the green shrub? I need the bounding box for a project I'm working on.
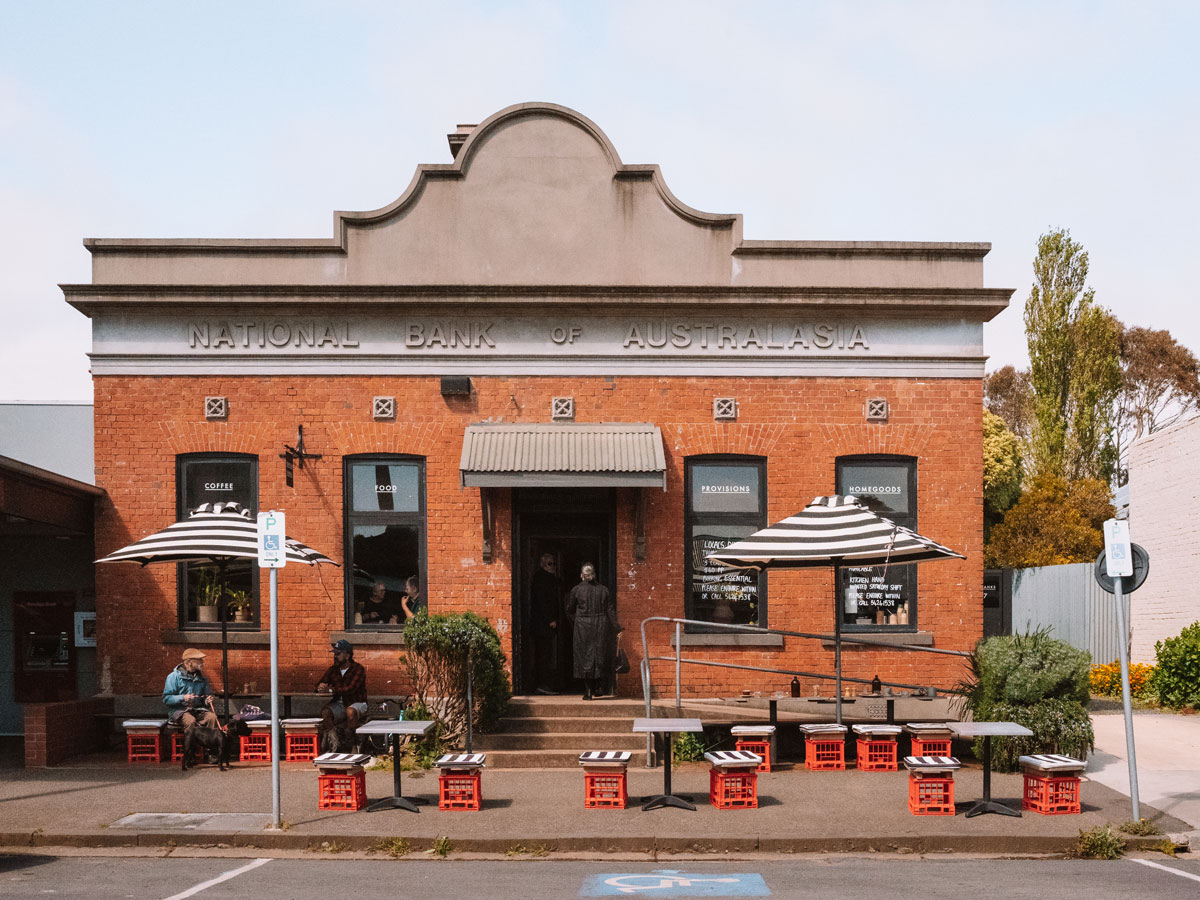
[403,611,511,745]
[977,699,1095,772]
[1076,824,1125,859]
[1118,818,1162,836]
[673,727,725,762]
[955,630,1093,771]
[1150,622,1200,709]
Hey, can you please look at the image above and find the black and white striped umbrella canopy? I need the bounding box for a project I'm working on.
[706,495,964,571]
[96,502,338,568]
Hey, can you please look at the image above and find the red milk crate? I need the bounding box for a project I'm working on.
[286,732,319,762]
[126,732,163,763]
[239,731,272,762]
[438,770,483,811]
[734,739,772,773]
[907,772,956,816]
[583,770,628,809]
[805,737,846,771]
[709,767,758,809]
[169,731,185,763]
[317,770,367,811]
[911,736,952,757]
[856,738,898,772]
[1022,773,1081,815]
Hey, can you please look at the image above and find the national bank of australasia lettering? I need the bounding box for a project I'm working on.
[187,318,869,352]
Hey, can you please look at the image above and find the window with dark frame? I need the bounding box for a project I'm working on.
[684,456,767,633]
[344,456,426,630]
[176,454,259,628]
[836,455,917,631]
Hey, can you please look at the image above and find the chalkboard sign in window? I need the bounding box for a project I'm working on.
[684,457,766,631]
[176,453,259,629]
[837,455,917,631]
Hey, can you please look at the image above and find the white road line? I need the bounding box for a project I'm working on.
[161,858,272,900]
[1133,858,1200,883]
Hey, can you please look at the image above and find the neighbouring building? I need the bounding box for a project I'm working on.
[63,103,1010,705]
[1127,415,1200,663]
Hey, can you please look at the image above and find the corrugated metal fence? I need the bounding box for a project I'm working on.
[1009,562,1128,663]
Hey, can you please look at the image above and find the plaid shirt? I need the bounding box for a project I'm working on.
[317,660,367,706]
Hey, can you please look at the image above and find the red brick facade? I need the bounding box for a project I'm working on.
[93,373,982,700]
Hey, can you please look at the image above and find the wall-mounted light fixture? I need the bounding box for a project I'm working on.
[280,425,322,487]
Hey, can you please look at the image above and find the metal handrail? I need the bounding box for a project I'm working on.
[637,615,971,760]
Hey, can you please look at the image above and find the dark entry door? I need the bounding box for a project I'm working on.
[513,489,615,695]
[13,592,77,703]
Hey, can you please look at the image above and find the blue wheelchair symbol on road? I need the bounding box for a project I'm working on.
[581,871,769,896]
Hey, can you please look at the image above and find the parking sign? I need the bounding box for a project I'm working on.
[257,511,286,568]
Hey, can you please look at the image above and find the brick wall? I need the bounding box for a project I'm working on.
[93,374,982,699]
[23,696,114,767]
[1128,417,1200,662]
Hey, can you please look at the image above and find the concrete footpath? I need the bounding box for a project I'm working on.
[0,711,1195,858]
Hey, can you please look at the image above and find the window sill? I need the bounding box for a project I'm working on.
[161,629,270,647]
[671,633,784,648]
[331,630,407,647]
[820,631,934,649]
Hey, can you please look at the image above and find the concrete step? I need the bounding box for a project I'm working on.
[479,747,651,769]
[499,716,635,734]
[473,732,647,751]
[504,697,653,718]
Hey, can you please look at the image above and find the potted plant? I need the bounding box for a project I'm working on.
[226,589,252,623]
[192,567,222,623]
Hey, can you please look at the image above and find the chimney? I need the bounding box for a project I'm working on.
[447,124,477,159]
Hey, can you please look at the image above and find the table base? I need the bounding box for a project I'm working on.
[641,793,696,811]
[964,799,1021,818]
[365,795,428,814]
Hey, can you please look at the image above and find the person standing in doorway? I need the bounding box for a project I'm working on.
[565,562,621,700]
[530,552,560,694]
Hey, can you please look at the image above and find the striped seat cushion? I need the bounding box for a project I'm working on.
[578,750,632,766]
[123,719,167,730]
[435,752,487,769]
[312,752,371,768]
[799,723,847,735]
[1019,754,1085,773]
[904,722,952,734]
[903,755,960,772]
[705,749,763,767]
[245,719,272,731]
[731,725,776,736]
[852,724,902,736]
[281,718,322,728]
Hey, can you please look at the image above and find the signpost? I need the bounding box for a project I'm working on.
[257,511,286,828]
[1094,519,1149,821]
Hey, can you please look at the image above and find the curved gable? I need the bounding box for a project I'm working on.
[337,103,741,286]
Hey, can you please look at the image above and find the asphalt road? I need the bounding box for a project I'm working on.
[2,854,1200,899]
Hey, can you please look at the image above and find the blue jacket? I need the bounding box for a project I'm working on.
[162,665,213,715]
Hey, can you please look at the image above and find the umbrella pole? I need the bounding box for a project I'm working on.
[219,562,230,721]
[834,580,843,726]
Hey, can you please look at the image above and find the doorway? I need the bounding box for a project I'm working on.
[512,488,616,696]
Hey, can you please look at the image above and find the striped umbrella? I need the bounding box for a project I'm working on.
[705,494,964,570]
[97,501,338,716]
[706,495,964,723]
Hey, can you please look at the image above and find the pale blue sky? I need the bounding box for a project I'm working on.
[2,1,1196,402]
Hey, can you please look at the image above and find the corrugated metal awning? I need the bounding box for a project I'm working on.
[460,423,666,489]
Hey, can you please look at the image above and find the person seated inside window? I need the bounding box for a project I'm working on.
[361,581,399,624]
[400,575,425,619]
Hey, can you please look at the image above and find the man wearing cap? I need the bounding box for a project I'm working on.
[316,640,368,752]
[163,648,219,734]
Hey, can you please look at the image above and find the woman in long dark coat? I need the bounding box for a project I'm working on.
[565,562,621,700]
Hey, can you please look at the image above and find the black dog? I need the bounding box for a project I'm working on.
[181,722,230,771]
